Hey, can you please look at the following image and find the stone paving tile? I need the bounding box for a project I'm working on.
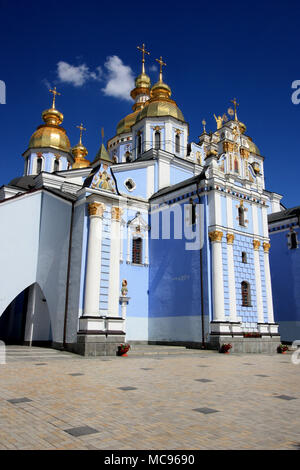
[0,346,300,449]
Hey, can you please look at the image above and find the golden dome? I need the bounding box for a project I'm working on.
[71,124,90,169]
[136,79,184,123]
[135,72,151,89]
[247,137,261,156]
[238,121,246,134]
[116,109,141,135]
[29,106,71,152]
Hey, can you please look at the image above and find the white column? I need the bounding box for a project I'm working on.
[226,234,237,322]
[108,206,122,317]
[253,240,264,324]
[24,284,37,345]
[209,231,225,321]
[83,202,105,316]
[263,242,275,323]
[126,225,131,263]
[144,230,149,265]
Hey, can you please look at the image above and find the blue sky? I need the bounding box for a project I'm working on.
[0,0,299,208]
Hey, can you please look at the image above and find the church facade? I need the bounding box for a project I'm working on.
[0,48,284,354]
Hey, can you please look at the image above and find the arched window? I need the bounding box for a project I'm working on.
[241,281,251,307]
[36,157,43,174]
[175,133,180,153]
[137,134,142,155]
[53,159,60,172]
[242,252,247,263]
[234,158,239,173]
[291,231,298,249]
[154,131,161,150]
[238,205,245,226]
[132,237,143,264]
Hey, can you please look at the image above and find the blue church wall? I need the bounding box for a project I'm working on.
[148,194,209,342]
[269,227,300,341]
[114,168,148,198]
[232,234,258,328]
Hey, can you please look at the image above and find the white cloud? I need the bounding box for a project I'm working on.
[57,61,102,87]
[101,55,134,101]
[149,64,158,72]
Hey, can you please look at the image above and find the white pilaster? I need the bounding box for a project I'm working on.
[158,158,170,189]
[226,195,233,230]
[253,240,264,324]
[226,234,237,321]
[263,242,275,323]
[209,231,225,321]
[24,284,37,345]
[108,206,122,317]
[83,202,105,316]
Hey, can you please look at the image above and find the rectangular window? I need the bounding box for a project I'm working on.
[132,237,143,264]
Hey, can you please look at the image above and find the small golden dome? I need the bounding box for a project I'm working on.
[71,124,90,169]
[247,137,261,156]
[135,72,151,89]
[238,121,247,134]
[29,105,70,152]
[150,80,172,98]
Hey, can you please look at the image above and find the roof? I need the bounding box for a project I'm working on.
[8,175,36,190]
[92,143,111,164]
[150,168,207,200]
[268,205,300,223]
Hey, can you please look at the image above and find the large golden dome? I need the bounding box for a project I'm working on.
[29,106,71,152]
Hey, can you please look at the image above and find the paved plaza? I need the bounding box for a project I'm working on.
[0,345,299,450]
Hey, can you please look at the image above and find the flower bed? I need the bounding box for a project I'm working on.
[117,343,131,356]
[219,343,232,353]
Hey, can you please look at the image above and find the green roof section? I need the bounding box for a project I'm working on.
[92,143,111,165]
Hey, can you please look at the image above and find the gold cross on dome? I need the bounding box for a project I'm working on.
[230,97,239,121]
[137,43,150,73]
[155,56,166,82]
[77,123,86,144]
[49,86,61,109]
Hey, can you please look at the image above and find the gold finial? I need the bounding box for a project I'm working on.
[137,43,150,74]
[49,86,61,109]
[202,119,207,133]
[230,97,239,121]
[76,123,86,145]
[101,127,104,143]
[155,56,167,82]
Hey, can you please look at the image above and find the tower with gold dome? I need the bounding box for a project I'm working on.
[23,87,73,175]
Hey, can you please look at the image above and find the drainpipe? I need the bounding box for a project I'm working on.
[63,201,75,349]
[196,180,206,349]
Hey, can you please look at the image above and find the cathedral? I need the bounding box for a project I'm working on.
[0,46,289,355]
